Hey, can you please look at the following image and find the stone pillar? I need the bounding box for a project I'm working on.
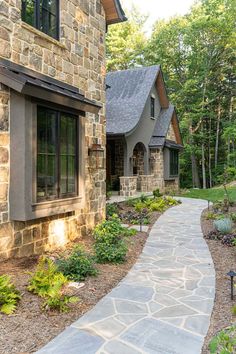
[119,176,138,197]
[139,175,155,193]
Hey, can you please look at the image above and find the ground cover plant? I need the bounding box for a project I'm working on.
[57,245,98,281]
[0,275,21,315]
[209,325,236,354]
[28,257,79,312]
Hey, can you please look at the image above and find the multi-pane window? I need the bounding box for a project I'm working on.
[37,106,78,202]
[21,0,59,39]
[151,97,155,118]
[170,149,179,177]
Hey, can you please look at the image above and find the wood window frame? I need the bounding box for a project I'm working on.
[21,0,60,40]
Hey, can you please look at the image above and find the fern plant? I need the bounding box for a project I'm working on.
[214,218,233,235]
[0,275,21,315]
[28,257,79,312]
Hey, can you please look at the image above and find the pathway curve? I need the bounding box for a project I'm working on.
[37,198,215,354]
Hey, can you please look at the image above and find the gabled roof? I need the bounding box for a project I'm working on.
[0,58,101,114]
[149,105,183,148]
[102,0,127,25]
[106,65,169,135]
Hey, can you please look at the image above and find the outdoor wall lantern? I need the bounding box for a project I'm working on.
[88,143,105,169]
[227,270,236,300]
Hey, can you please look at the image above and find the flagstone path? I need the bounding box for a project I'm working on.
[37,198,215,354]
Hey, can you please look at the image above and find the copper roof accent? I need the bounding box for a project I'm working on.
[0,58,101,114]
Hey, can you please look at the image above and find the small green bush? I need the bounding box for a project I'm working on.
[205,212,218,220]
[106,203,119,218]
[0,275,21,314]
[153,188,161,198]
[214,218,233,235]
[28,257,79,312]
[209,325,236,354]
[230,213,236,222]
[93,218,135,263]
[57,245,98,281]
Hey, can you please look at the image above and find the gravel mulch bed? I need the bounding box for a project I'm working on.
[201,207,236,354]
[0,210,159,354]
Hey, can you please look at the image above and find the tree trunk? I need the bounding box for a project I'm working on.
[209,115,212,188]
[191,152,201,188]
[215,103,221,168]
[202,143,206,189]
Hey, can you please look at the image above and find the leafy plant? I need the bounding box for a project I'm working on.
[0,275,21,315]
[57,245,98,281]
[134,196,180,213]
[93,217,135,263]
[205,212,218,220]
[106,203,119,218]
[214,218,233,235]
[209,326,236,354]
[153,188,161,198]
[28,257,79,312]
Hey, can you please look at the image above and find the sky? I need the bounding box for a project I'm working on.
[120,0,197,35]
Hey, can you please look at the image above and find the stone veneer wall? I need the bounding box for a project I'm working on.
[120,177,138,197]
[0,0,106,259]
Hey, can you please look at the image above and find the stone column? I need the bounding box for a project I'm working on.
[139,175,155,193]
[119,176,138,197]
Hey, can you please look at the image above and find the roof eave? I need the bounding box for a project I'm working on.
[102,0,127,26]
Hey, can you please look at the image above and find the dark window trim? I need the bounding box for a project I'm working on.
[21,0,60,40]
[151,97,155,118]
[169,149,179,177]
[37,104,78,203]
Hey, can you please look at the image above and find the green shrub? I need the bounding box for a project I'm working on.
[205,212,218,220]
[93,218,135,263]
[106,203,119,218]
[209,326,236,354]
[28,257,79,312]
[214,218,233,235]
[57,245,98,281]
[0,275,21,315]
[153,188,161,198]
[230,213,236,222]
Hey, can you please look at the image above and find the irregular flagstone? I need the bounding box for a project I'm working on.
[154,304,197,318]
[36,197,215,354]
[121,318,204,354]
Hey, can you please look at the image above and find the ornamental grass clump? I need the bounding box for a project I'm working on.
[57,245,98,281]
[28,257,79,312]
[0,275,21,315]
[214,218,233,235]
[93,217,136,264]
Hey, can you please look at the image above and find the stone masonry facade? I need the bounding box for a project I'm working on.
[0,0,107,259]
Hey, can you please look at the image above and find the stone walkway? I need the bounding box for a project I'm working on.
[37,198,215,354]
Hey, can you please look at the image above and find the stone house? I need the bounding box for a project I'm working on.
[106,66,183,196]
[0,0,126,259]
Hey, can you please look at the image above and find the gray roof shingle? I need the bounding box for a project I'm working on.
[106,66,160,134]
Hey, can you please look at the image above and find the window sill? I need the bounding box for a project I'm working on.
[165,176,179,181]
[21,21,66,49]
[32,196,82,211]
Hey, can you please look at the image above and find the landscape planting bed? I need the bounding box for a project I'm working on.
[201,207,236,353]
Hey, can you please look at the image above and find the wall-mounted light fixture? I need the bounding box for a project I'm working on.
[88,143,105,169]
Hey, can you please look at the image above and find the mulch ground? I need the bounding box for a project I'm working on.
[0,207,160,354]
[201,207,236,354]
